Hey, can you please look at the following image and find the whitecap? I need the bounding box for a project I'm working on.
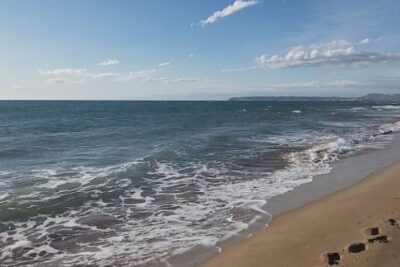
[373,105,400,110]
[379,121,400,134]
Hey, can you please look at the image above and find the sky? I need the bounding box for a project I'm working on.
[1,0,400,100]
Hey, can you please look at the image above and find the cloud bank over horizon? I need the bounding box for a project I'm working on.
[255,40,400,69]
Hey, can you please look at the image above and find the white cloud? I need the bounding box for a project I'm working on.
[250,80,358,90]
[255,40,400,69]
[359,38,370,45]
[38,67,159,82]
[73,69,158,82]
[13,85,27,90]
[98,59,119,66]
[37,64,206,85]
[46,78,84,84]
[85,72,120,79]
[125,69,160,81]
[38,68,87,76]
[201,0,259,27]
[170,78,201,83]
[222,66,258,72]
[158,62,170,68]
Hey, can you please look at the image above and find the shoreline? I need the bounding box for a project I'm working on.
[166,134,400,267]
[200,160,400,266]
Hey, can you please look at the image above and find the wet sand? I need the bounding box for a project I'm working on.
[201,162,400,267]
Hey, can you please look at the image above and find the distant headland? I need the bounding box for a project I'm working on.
[228,93,400,102]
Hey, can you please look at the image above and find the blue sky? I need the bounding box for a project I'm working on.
[1,0,400,100]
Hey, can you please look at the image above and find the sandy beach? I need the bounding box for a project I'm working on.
[201,162,400,267]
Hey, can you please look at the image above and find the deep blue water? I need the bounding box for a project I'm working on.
[0,100,400,266]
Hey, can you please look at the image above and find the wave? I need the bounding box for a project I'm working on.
[349,107,368,111]
[379,121,400,134]
[0,135,358,266]
[286,137,351,166]
[373,105,400,110]
[1,120,400,266]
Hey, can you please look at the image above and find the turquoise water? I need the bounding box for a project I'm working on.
[0,100,400,266]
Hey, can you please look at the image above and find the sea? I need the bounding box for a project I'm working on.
[1,100,400,266]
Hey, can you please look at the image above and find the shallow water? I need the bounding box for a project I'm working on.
[0,100,400,266]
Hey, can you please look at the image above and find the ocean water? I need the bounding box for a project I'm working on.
[1,100,400,266]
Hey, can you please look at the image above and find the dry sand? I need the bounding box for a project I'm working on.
[201,162,400,267]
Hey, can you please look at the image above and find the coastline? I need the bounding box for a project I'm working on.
[166,134,400,267]
[201,156,400,266]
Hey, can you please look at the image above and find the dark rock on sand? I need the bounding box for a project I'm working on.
[368,235,389,243]
[348,243,366,253]
[327,252,340,265]
[370,227,379,235]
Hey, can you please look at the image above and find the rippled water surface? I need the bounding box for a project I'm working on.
[1,100,400,266]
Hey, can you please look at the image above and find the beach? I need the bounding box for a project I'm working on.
[202,161,400,267]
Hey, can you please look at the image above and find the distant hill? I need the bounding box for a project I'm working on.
[358,93,400,102]
[228,96,353,102]
[228,94,400,102]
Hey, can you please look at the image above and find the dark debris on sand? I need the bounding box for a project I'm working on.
[368,235,389,244]
[327,252,340,265]
[348,243,366,253]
